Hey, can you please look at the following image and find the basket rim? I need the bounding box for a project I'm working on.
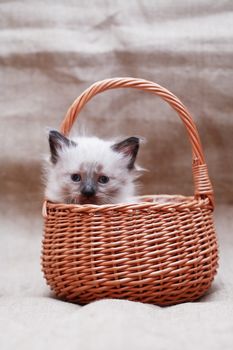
[42,194,212,217]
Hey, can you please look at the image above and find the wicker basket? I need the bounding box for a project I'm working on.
[41,77,218,305]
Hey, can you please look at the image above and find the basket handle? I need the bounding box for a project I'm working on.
[60,77,214,208]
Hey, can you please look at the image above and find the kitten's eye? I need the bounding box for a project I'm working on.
[98,175,109,184]
[71,174,81,182]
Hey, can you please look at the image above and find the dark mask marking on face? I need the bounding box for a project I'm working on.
[80,178,97,198]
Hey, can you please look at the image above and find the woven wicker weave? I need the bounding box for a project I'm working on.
[41,77,218,305]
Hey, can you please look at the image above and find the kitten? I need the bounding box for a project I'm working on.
[44,130,143,205]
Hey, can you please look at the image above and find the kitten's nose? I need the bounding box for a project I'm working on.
[81,185,96,197]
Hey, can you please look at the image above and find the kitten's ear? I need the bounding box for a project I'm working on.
[111,137,139,170]
[49,130,76,164]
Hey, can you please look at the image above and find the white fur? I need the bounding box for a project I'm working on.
[44,135,142,205]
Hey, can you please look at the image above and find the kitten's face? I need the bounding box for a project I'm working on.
[45,131,140,205]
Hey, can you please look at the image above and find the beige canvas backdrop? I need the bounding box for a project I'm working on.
[0,0,232,218]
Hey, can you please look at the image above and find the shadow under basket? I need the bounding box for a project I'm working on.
[41,77,219,306]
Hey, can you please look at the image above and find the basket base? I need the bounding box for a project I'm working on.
[50,278,216,306]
